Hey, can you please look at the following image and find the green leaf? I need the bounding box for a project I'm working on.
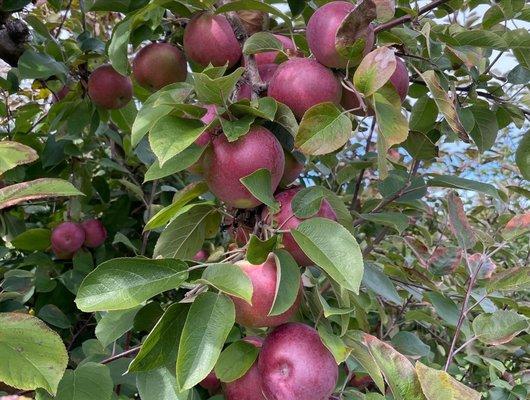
[216,0,292,28]
[472,310,528,345]
[240,168,280,212]
[144,145,205,182]
[354,47,397,96]
[363,263,402,305]
[145,182,209,230]
[291,218,364,294]
[75,258,188,311]
[149,115,206,166]
[95,307,140,346]
[214,340,259,383]
[220,115,256,142]
[317,324,350,364]
[197,263,253,303]
[194,67,245,105]
[454,30,507,49]
[515,130,530,180]
[0,178,84,210]
[231,97,278,121]
[427,174,502,200]
[0,141,38,174]
[37,304,71,329]
[343,332,385,393]
[360,212,409,233]
[137,367,188,400]
[11,228,51,251]
[391,332,430,357]
[243,32,283,55]
[269,250,301,316]
[403,130,439,161]
[153,203,218,259]
[176,292,235,390]
[18,50,67,81]
[487,267,530,293]
[363,334,426,400]
[108,17,133,75]
[295,103,353,155]
[0,313,68,395]
[469,105,499,152]
[447,192,477,249]
[416,362,481,400]
[56,363,113,400]
[246,235,278,265]
[129,303,189,372]
[132,83,194,147]
[409,96,438,133]
[425,292,468,333]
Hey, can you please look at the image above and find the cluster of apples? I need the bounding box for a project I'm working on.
[201,322,338,400]
[50,219,107,259]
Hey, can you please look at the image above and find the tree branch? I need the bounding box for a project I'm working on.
[374,0,451,33]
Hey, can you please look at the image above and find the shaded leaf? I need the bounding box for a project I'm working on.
[269,249,300,316]
[214,340,259,383]
[472,310,528,345]
[447,192,476,249]
[240,168,280,212]
[0,179,83,210]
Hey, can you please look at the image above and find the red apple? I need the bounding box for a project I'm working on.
[187,104,218,175]
[132,42,187,91]
[183,12,242,68]
[87,64,133,109]
[199,371,221,393]
[263,188,337,266]
[224,336,265,400]
[193,249,209,262]
[306,1,375,68]
[80,219,107,248]
[268,58,342,119]
[231,255,301,328]
[51,222,86,259]
[280,151,304,187]
[202,126,285,209]
[258,323,338,400]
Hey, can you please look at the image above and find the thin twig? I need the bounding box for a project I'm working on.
[101,346,141,364]
[374,0,451,33]
[350,119,376,211]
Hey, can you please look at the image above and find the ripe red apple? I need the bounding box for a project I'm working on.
[255,34,295,66]
[263,188,337,266]
[80,219,107,248]
[224,336,265,400]
[200,371,221,393]
[183,12,242,68]
[231,255,301,328]
[51,222,86,259]
[280,151,304,187]
[306,1,375,68]
[87,64,133,109]
[258,323,338,400]
[268,58,342,119]
[193,249,209,262]
[132,42,187,91]
[187,104,218,175]
[202,126,285,209]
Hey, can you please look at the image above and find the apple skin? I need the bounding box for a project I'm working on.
[132,43,187,91]
[341,57,409,115]
[193,249,209,262]
[268,58,342,119]
[187,104,218,175]
[280,151,304,187]
[231,255,301,328]
[255,34,295,66]
[87,64,133,109]
[51,222,86,259]
[263,188,337,266]
[224,336,266,400]
[202,126,285,209]
[199,371,221,393]
[258,323,338,400]
[183,12,242,68]
[80,219,107,248]
[306,1,375,68]
[52,85,70,102]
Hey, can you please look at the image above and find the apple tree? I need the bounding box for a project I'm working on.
[0,0,529,399]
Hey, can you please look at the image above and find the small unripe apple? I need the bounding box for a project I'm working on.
[263,188,337,266]
[254,34,295,66]
[231,255,301,328]
[51,222,86,259]
[268,58,342,119]
[306,1,375,68]
[258,323,338,400]
[280,151,304,187]
[87,64,133,109]
[202,126,285,209]
[224,336,265,400]
[132,42,187,91]
[184,12,242,68]
[80,219,107,248]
